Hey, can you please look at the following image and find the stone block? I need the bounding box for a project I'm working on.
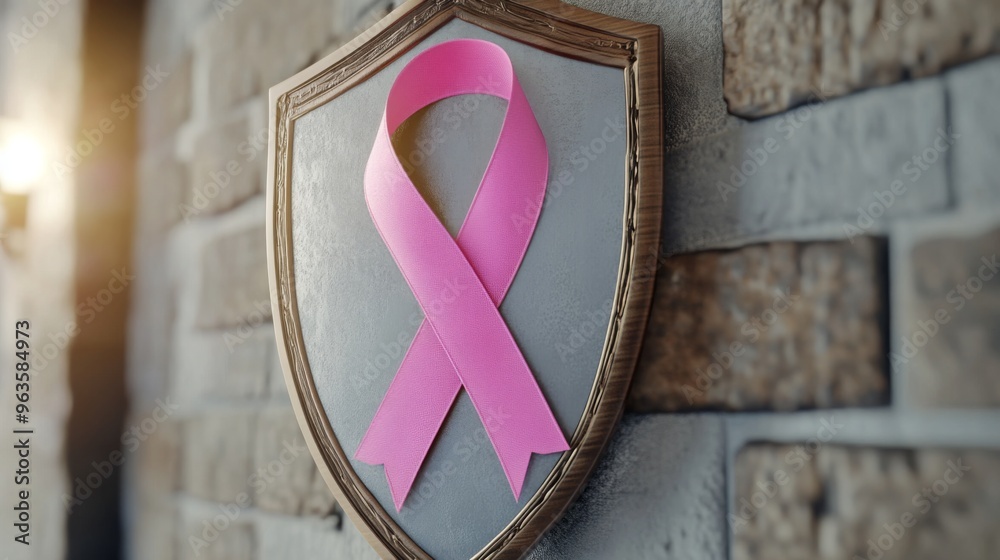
[187,112,264,218]
[180,411,257,503]
[733,444,1000,560]
[141,50,193,147]
[195,0,336,111]
[194,224,271,329]
[129,501,177,560]
[895,217,1000,407]
[128,238,176,408]
[252,407,322,515]
[723,0,1000,117]
[178,497,257,560]
[947,57,1000,206]
[254,511,380,560]
[528,415,727,559]
[172,322,278,404]
[662,79,949,254]
[631,238,888,411]
[136,144,188,237]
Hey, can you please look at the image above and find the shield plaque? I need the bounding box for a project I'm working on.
[266,1,662,557]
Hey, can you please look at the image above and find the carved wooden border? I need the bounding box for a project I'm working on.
[266,1,662,558]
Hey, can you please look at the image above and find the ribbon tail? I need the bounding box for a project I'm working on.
[498,427,569,501]
[355,323,462,511]
[488,407,570,501]
[355,445,422,512]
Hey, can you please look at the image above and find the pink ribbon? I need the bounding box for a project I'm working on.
[355,39,569,511]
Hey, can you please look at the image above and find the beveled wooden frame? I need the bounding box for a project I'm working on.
[266,1,662,558]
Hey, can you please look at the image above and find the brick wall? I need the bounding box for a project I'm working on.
[128,1,394,558]
[127,0,1000,558]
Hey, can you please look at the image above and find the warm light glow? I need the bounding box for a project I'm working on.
[0,125,46,195]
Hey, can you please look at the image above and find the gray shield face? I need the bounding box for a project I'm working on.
[274,9,650,558]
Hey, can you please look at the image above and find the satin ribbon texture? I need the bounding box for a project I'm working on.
[355,39,569,512]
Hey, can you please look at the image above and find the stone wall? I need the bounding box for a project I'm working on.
[126,0,1000,558]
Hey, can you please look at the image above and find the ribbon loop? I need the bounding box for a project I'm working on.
[355,39,568,512]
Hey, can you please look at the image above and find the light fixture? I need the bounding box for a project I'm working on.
[0,120,48,254]
[0,123,46,195]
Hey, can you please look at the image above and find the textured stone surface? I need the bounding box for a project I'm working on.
[131,502,178,560]
[337,0,393,39]
[302,464,340,517]
[723,0,1000,117]
[177,499,257,560]
[181,411,256,504]
[187,112,263,217]
[630,238,888,411]
[662,78,949,254]
[194,0,336,111]
[128,238,176,408]
[195,225,271,329]
[899,224,1000,407]
[143,0,212,64]
[172,322,280,403]
[128,418,181,560]
[141,51,193,147]
[568,0,735,147]
[137,144,188,237]
[528,415,727,559]
[947,57,1000,206]
[733,445,1000,560]
[255,512,380,560]
[252,408,331,516]
[132,413,182,505]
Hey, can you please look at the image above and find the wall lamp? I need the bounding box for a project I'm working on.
[0,120,47,256]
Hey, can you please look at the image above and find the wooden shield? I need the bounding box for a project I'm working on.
[266,1,662,558]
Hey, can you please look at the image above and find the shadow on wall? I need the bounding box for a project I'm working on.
[65,1,145,559]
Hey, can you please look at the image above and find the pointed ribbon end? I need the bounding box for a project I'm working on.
[355,443,417,513]
[503,434,571,502]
